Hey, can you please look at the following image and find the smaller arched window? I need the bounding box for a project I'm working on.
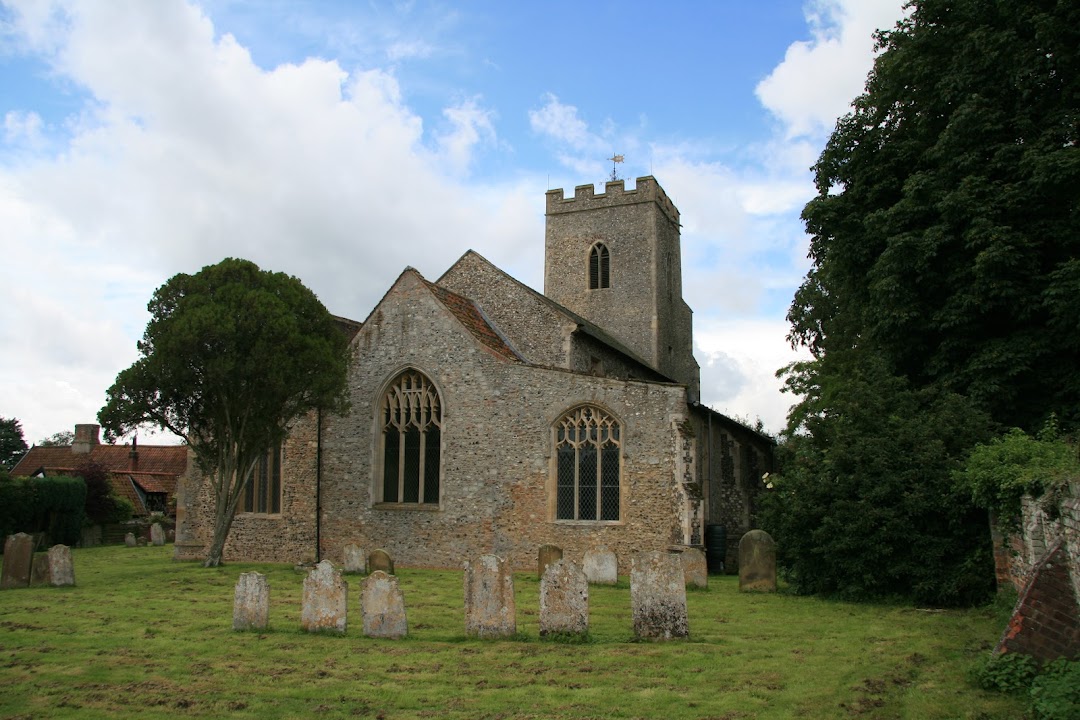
[589,243,610,290]
[554,406,621,521]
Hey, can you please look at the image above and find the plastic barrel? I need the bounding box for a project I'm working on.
[705,524,727,574]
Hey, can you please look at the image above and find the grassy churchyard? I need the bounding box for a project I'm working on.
[0,545,1024,719]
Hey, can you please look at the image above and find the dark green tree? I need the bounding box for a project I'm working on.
[99,258,350,567]
[38,430,75,447]
[791,0,1080,432]
[1,417,28,469]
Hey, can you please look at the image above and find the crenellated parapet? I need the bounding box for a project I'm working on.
[546,176,679,226]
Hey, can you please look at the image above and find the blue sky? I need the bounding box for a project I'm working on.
[0,0,907,444]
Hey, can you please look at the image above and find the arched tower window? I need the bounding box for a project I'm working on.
[379,370,442,505]
[588,243,610,290]
[554,406,621,521]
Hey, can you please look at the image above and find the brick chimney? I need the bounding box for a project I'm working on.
[72,424,100,455]
[129,435,139,471]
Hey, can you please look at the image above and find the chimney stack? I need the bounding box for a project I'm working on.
[129,435,139,471]
[72,424,100,455]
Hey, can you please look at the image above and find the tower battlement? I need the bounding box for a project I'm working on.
[546,176,679,226]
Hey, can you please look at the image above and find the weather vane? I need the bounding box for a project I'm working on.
[608,154,624,182]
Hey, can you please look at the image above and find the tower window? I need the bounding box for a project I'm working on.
[589,243,610,290]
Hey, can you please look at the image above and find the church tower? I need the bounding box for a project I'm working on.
[544,176,700,400]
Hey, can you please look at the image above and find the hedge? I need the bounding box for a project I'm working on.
[0,470,86,547]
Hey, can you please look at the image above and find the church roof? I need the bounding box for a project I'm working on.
[424,280,523,362]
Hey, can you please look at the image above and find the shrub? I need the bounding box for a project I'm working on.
[74,460,115,524]
[1030,659,1080,720]
[0,472,86,546]
[972,652,1038,694]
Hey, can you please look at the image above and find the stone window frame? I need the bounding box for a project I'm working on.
[549,404,624,524]
[373,367,444,511]
[241,442,282,515]
[588,242,611,290]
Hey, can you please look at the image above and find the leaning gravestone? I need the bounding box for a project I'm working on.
[738,530,777,592]
[233,572,270,631]
[367,549,394,575]
[582,547,618,585]
[343,544,365,574]
[47,545,75,587]
[677,547,708,589]
[124,532,137,547]
[537,544,563,580]
[361,571,408,639]
[30,554,51,586]
[539,559,589,637]
[630,551,689,640]
[1,533,34,589]
[150,523,165,546]
[463,554,516,638]
[301,561,348,634]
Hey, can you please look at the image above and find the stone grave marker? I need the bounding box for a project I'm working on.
[539,559,588,637]
[30,554,51,586]
[343,544,365,574]
[361,570,408,639]
[301,561,348,634]
[630,551,689,640]
[47,545,75,587]
[233,572,270,631]
[150,523,165,546]
[537,544,563,580]
[1,533,33,589]
[124,532,137,547]
[582,547,618,585]
[738,530,777,592]
[367,548,394,575]
[463,554,516,638]
[677,547,708,589]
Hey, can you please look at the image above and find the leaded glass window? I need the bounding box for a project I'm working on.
[243,443,282,514]
[589,243,610,289]
[380,370,442,505]
[555,406,621,521]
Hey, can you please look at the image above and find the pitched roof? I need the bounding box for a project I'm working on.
[424,280,523,362]
[10,443,188,477]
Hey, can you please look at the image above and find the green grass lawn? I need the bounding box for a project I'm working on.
[0,545,1023,719]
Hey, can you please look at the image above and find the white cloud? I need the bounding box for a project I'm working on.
[435,97,497,176]
[756,0,908,139]
[4,110,44,145]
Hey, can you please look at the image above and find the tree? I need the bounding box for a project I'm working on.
[1,417,28,469]
[38,430,75,447]
[99,258,350,566]
[790,0,1080,432]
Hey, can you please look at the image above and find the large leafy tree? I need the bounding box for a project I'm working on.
[790,0,1080,432]
[1,417,28,469]
[100,258,350,567]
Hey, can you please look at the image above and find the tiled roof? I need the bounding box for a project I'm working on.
[424,280,522,362]
[10,444,188,477]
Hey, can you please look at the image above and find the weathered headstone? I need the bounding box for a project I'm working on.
[47,545,75,587]
[343,544,365,574]
[361,570,408,639]
[463,554,516,638]
[1,533,33,589]
[630,551,689,640]
[582,546,618,585]
[539,559,589,637]
[738,530,777,592]
[301,561,348,634]
[150,523,165,546]
[537,544,563,580]
[233,572,270,631]
[367,548,394,575]
[30,554,51,586]
[676,547,708,589]
[124,532,137,547]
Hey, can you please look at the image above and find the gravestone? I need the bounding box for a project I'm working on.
[343,544,365,574]
[124,532,137,547]
[47,545,75,587]
[582,547,618,585]
[537,544,563,580]
[233,572,270,631]
[630,551,689,640]
[367,549,394,575]
[738,530,777,592]
[539,559,589,637]
[463,554,516,638]
[30,554,51,586]
[150,523,165,546]
[301,561,348,634]
[677,547,708,589]
[361,571,408,639]
[1,533,33,589]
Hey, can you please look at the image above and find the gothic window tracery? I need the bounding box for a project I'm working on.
[554,406,621,521]
[589,243,611,290]
[243,443,282,514]
[379,370,442,505]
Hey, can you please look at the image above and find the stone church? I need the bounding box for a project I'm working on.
[175,176,773,572]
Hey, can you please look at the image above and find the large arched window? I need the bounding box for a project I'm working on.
[379,370,442,505]
[555,406,621,521]
[589,243,610,289]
